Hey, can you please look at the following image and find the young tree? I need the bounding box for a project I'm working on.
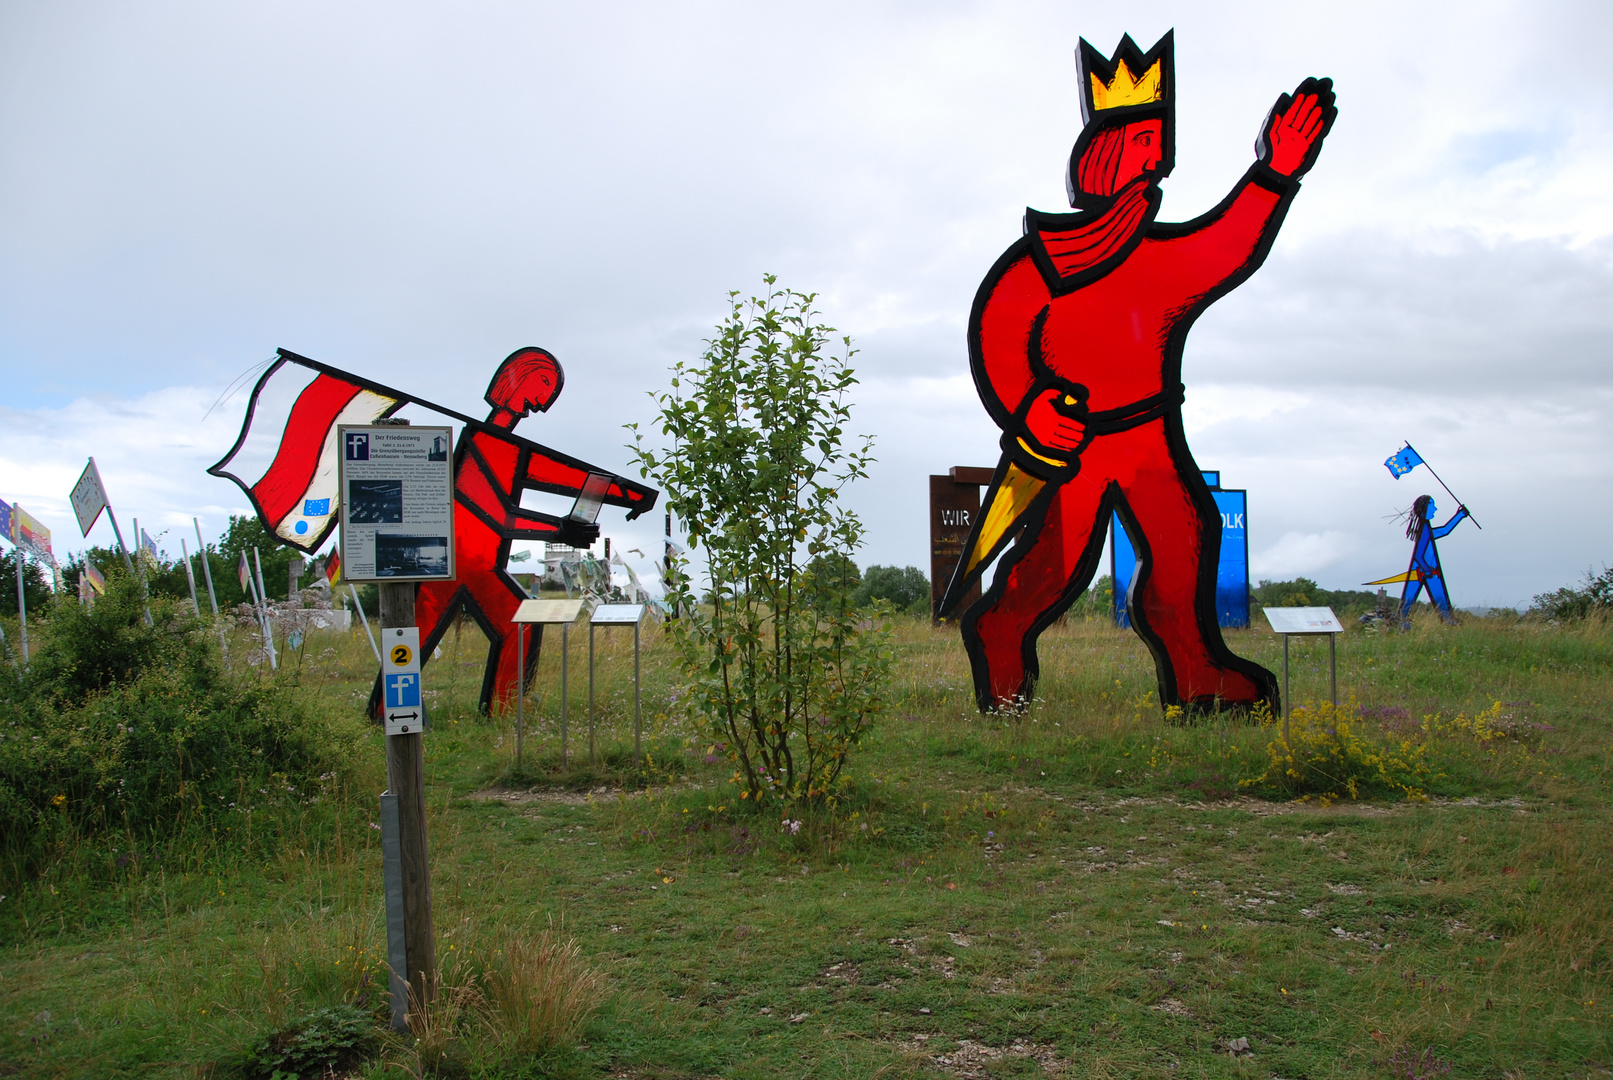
[631,277,892,805]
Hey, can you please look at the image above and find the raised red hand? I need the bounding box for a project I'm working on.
[1259,76,1337,178]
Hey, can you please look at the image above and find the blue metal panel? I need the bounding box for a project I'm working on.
[1111,472,1249,629]
[1212,489,1249,627]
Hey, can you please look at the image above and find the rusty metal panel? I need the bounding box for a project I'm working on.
[930,474,983,623]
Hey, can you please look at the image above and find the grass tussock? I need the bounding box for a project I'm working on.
[476,922,608,1053]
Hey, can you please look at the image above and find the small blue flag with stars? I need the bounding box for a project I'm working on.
[1385,445,1423,479]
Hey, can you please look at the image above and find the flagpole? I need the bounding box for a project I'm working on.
[193,519,220,616]
[350,583,382,665]
[14,545,27,668]
[1405,442,1481,530]
[253,547,279,670]
[104,506,136,576]
[180,538,202,617]
[193,518,228,661]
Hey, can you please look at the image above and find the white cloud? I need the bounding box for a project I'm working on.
[1251,531,1359,581]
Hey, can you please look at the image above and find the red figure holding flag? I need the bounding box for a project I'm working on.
[407,348,654,714]
[940,33,1336,715]
[209,346,656,717]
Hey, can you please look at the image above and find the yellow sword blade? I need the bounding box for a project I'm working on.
[966,463,1046,576]
[1363,569,1422,586]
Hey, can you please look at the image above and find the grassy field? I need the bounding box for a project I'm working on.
[1,609,1609,1078]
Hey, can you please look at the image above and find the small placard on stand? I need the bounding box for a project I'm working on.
[511,598,596,769]
[1262,606,1344,730]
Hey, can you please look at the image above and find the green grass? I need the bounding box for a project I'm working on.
[0,609,1609,1078]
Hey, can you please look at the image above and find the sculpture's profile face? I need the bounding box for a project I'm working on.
[1115,118,1164,186]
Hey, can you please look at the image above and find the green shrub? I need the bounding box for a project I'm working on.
[238,1004,378,1079]
[853,565,928,612]
[1530,565,1613,621]
[1239,698,1434,802]
[0,573,357,874]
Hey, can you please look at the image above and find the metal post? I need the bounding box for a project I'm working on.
[634,620,642,758]
[106,505,135,575]
[180,538,201,616]
[588,622,596,766]
[516,620,525,773]
[378,790,408,1033]
[560,623,569,767]
[14,547,27,668]
[350,584,382,664]
[194,519,227,659]
[380,582,434,1022]
[193,519,219,615]
[1281,634,1291,749]
[131,517,143,587]
[1329,633,1338,707]
[131,516,153,626]
[253,547,278,669]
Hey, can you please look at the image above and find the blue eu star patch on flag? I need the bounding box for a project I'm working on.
[1384,446,1423,479]
[304,498,331,516]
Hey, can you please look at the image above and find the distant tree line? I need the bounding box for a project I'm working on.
[1251,577,1384,614]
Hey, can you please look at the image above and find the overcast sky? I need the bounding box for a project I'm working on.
[2,0,1609,610]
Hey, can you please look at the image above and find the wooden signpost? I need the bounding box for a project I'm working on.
[336,418,452,1031]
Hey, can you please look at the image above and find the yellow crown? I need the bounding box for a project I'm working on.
[1089,56,1164,111]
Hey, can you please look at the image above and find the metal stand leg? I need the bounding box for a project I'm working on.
[561,624,569,768]
[634,622,642,759]
[1281,634,1291,749]
[588,623,596,766]
[1329,633,1338,707]
[516,624,524,773]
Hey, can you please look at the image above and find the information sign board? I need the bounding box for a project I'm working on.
[338,425,455,583]
[1262,607,1344,635]
[590,603,647,625]
[512,597,592,625]
[382,625,425,735]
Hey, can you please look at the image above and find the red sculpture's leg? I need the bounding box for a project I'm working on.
[1121,462,1264,707]
[964,477,1106,710]
[461,575,540,715]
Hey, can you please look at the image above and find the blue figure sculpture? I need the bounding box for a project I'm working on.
[1395,494,1469,624]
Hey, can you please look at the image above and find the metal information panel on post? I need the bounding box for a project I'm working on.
[338,425,456,583]
[511,598,594,770]
[382,626,424,735]
[1262,606,1345,719]
[589,603,649,761]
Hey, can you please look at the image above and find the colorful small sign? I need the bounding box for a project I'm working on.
[14,505,51,559]
[70,459,110,537]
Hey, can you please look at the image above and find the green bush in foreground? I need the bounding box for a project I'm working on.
[0,572,357,877]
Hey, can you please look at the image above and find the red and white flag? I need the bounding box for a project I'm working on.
[209,356,401,553]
